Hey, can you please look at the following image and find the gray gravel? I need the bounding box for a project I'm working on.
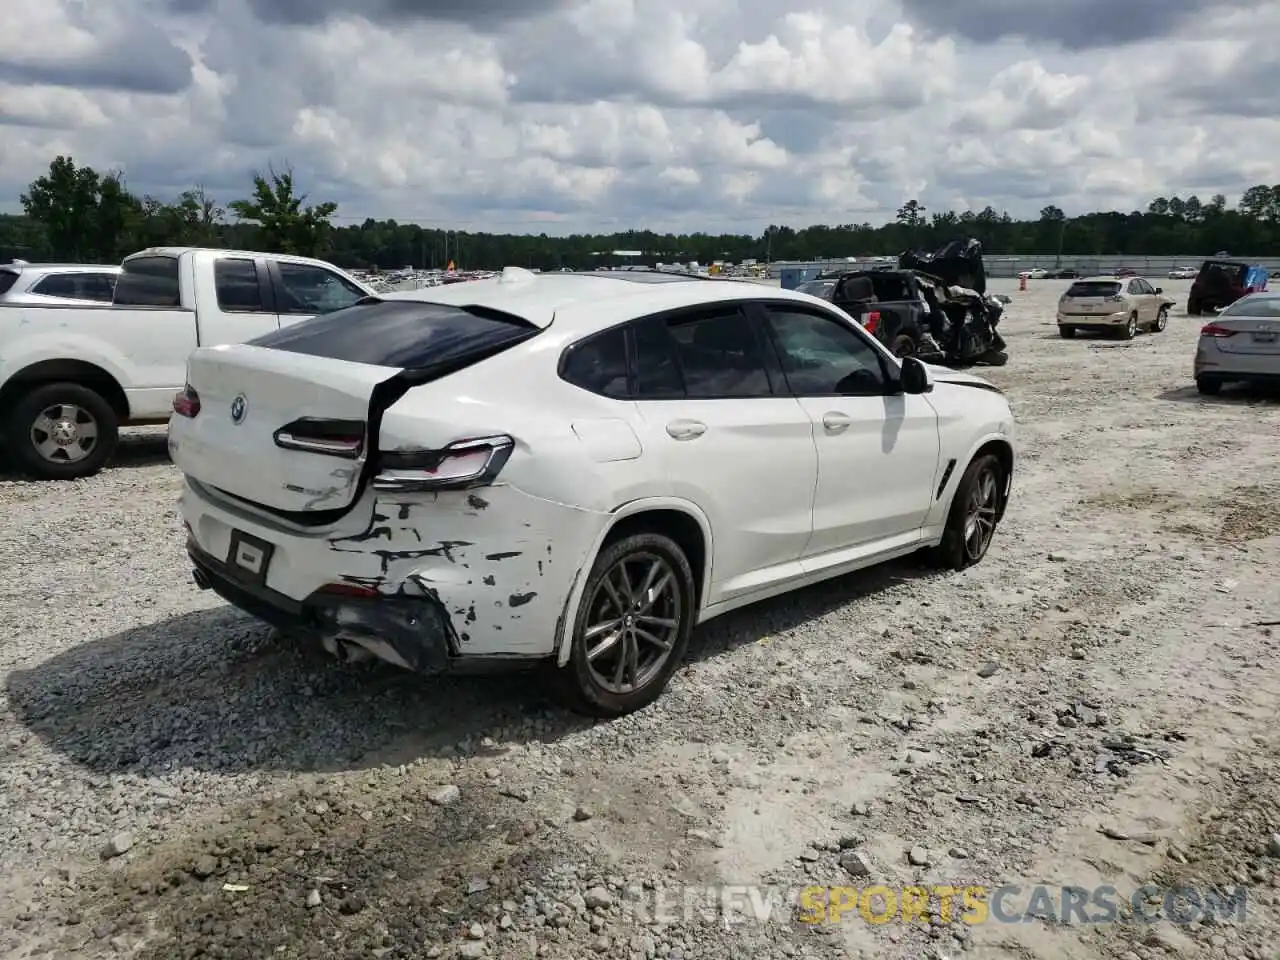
[2,277,1279,960]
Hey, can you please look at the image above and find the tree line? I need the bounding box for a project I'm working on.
[5,156,1280,270]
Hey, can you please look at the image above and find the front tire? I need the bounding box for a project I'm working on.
[1153,306,1169,332]
[6,382,119,480]
[889,332,919,358]
[928,454,1004,571]
[554,532,696,718]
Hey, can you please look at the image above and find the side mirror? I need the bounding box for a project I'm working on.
[900,356,934,394]
[1155,287,1163,294]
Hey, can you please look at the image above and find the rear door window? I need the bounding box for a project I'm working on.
[214,258,266,312]
[0,270,18,295]
[113,256,182,307]
[1065,281,1121,298]
[666,308,773,399]
[249,299,538,370]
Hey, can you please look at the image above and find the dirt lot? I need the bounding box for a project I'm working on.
[2,277,1278,960]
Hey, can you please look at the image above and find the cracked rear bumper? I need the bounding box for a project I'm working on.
[189,539,454,674]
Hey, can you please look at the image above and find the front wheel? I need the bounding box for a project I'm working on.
[1153,306,1169,332]
[927,454,1004,571]
[5,382,120,480]
[553,532,696,718]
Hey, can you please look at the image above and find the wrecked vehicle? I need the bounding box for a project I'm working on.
[796,238,1008,366]
[171,266,1017,718]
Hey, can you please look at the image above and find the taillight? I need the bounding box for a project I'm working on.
[173,385,200,417]
[273,418,365,458]
[864,311,881,335]
[1244,286,1256,295]
[373,434,514,492]
[1200,323,1236,337]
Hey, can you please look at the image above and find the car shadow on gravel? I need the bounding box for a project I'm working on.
[1157,384,1280,405]
[6,559,924,776]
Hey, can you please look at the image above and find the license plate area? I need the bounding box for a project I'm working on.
[1253,332,1276,343]
[226,530,274,587]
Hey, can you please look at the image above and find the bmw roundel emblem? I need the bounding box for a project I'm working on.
[230,394,247,424]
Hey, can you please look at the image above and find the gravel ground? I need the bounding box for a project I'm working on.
[2,277,1279,960]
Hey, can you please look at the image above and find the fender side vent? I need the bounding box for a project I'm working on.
[935,458,957,500]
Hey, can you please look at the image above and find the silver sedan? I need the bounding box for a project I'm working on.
[1194,291,1280,395]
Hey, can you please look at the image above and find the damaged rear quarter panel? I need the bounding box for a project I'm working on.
[326,484,609,657]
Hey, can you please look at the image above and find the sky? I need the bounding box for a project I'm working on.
[0,0,1276,235]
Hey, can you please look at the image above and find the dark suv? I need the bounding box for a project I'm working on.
[1187,260,1269,315]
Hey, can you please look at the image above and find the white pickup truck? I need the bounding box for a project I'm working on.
[0,247,376,480]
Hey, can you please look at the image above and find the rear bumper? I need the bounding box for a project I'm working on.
[189,539,455,672]
[179,476,607,665]
[1195,341,1280,380]
[1057,310,1126,326]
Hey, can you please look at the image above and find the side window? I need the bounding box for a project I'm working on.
[113,256,181,307]
[1126,280,1142,295]
[560,327,629,398]
[31,274,78,298]
[214,258,266,312]
[666,309,772,399]
[766,307,888,396]
[87,273,117,302]
[633,318,684,398]
[274,262,365,315]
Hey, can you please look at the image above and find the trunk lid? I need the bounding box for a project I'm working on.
[1061,281,1121,316]
[168,296,542,520]
[170,344,400,514]
[1206,302,1280,355]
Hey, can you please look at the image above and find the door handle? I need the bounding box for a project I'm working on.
[822,412,851,431]
[666,419,707,440]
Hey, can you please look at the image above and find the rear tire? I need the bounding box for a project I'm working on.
[1118,313,1138,340]
[6,382,120,481]
[552,532,696,718]
[1187,299,1201,316]
[1195,377,1222,396]
[1059,325,1076,339]
[927,454,1004,572]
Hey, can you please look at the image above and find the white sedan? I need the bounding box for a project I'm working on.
[169,268,1016,717]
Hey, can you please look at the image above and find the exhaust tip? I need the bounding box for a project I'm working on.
[192,568,210,590]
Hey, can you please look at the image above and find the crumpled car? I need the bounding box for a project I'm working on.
[897,239,1008,367]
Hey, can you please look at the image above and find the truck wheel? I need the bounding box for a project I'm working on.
[1187,299,1201,316]
[6,382,120,480]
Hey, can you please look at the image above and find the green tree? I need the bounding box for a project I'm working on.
[228,165,338,256]
[20,156,107,260]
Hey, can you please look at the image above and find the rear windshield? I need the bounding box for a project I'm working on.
[1219,296,1280,318]
[248,298,539,369]
[1064,281,1120,298]
[0,270,17,295]
[1199,261,1247,280]
[113,256,181,307]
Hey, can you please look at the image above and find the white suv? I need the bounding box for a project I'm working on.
[170,268,1016,716]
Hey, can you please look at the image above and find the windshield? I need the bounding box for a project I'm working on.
[1219,296,1280,318]
[795,279,836,299]
[1064,281,1120,298]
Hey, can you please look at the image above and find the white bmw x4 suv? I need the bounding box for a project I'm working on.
[170,267,1016,717]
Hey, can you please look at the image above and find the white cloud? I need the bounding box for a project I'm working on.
[0,0,1276,233]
